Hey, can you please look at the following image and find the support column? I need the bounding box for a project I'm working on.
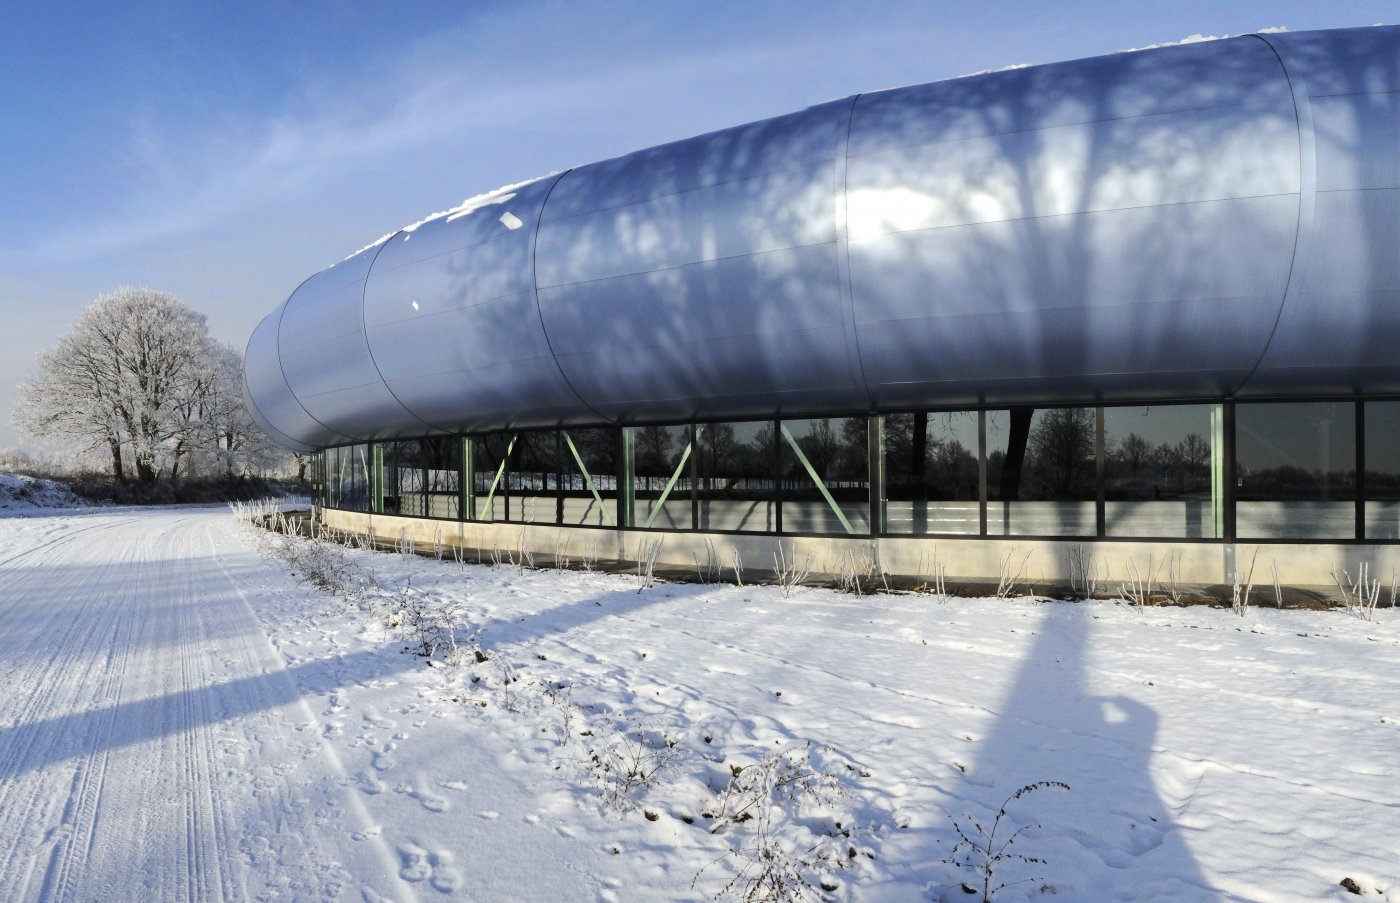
[371,443,384,515]
[620,427,636,528]
[868,415,884,536]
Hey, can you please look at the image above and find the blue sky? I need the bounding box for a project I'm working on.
[2,1,1394,449]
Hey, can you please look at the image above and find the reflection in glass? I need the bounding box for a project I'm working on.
[560,427,617,526]
[1366,402,1400,539]
[987,407,1095,536]
[386,440,424,517]
[780,418,869,535]
[422,437,461,520]
[883,412,978,535]
[696,420,776,532]
[472,433,514,521]
[1103,405,1217,538]
[507,431,559,523]
[634,424,693,530]
[331,443,373,513]
[1237,402,1355,539]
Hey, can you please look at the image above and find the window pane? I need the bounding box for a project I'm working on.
[472,434,512,521]
[883,412,979,535]
[1237,402,1355,539]
[633,424,693,530]
[696,420,776,532]
[423,437,461,520]
[987,407,1095,536]
[507,431,558,523]
[1104,405,1218,538]
[1366,401,1400,538]
[338,443,372,512]
[325,447,343,508]
[387,439,425,517]
[780,417,869,534]
[560,427,617,526]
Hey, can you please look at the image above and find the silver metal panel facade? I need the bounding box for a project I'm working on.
[278,246,435,439]
[535,99,863,422]
[245,26,1400,450]
[242,306,339,452]
[362,176,593,433]
[1242,28,1400,395]
[846,35,1300,408]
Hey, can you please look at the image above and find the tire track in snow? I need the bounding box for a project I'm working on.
[0,516,150,899]
[0,510,416,901]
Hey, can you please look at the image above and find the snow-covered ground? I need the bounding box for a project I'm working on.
[1,508,1398,901]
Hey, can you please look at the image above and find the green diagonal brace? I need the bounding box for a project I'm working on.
[563,431,614,526]
[480,433,517,519]
[780,423,855,535]
[643,439,694,529]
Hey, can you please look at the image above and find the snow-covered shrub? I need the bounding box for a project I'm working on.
[772,543,814,599]
[837,548,876,595]
[587,717,684,811]
[388,581,465,660]
[1232,548,1259,617]
[1333,561,1390,621]
[697,742,869,903]
[636,538,663,590]
[995,549,1032,600]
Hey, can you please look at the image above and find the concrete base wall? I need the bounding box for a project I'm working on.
[318,507,1397,598]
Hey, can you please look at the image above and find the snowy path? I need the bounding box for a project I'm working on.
[0,509,406,900]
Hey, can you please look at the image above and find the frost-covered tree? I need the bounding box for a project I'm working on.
[15,286,281,483]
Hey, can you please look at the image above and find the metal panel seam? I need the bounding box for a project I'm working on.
[358,231,447,434]
[270,276,356,445]
[531,169,615,424]
[239,355,314,452]
[1236,32,1316,395]
[834,94,873,410]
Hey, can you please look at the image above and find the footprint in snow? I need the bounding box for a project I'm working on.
[358,771,386,795]
[363,709,395,729]
[429,850,464,893]
[397,843,431,882]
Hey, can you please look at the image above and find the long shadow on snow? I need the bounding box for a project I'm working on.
[0,581,704,778]
[954,604,1218,900]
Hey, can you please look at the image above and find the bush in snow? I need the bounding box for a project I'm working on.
[943,781,1070,903]
[696,742,870,903]
[586,717,684,811]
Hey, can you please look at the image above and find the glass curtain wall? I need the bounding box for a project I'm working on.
[987,408,1095,536]
[696,420,776,532]
[780,417,869,534]
[632,424,694,530]
[336,443,373,512]
[472,433,514,521]
[506,431,558,524]
[386,439,425,517]
[423,437,462,520]
[1366,401,1400,539]
[560,428,618,526]
[1237,402,1355,539]
[1103,405,1218,538]
[883,411,979,534]
[312,400,1400,544]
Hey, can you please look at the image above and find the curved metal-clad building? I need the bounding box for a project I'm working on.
[245,25,1400,452]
